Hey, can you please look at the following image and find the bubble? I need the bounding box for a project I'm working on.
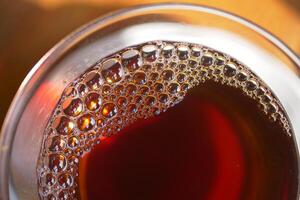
[159,94,168,104]
[62,98,83,117]
[68,136,79,148]
[47,194,56,200]
[150,72,159,81]
[85,93,102,111]
[162,44,174,58]
[53,116,74,135]
[68,155,79,165]
[114,85,125,95]
[117,97,127,107]
[58,173,73,188]
[236,71,248,82]
[246,79,258,91]
[48,154,66,172]
[177,45,189,60]
[77,84,88,96]
[77,114,96,131]
[122,49,141,71]
[126,84,137,95]
[261,94,273,103]
[142,44,158,62]
[140,86,150,95]
[47,136,66,152]
[201,53,214,67]
[188,60,198,68]
[101,103,117,118]
[191,46,201,57]
[154,83,164,93]
[223,63,237,77]
[162,70,174,81]
[133,72,147,85]
[215,56,225,66]
[127,104,137,113]
[45,173,56,187]
[145,96,156,106]
[58,191,69,200]
[177,73,186,83]
[267,102,278,113]
[101,58,124,83]
[168,83,180,94]
[85,71,103,90]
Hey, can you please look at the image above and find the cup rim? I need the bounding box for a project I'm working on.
[1,3,299,199]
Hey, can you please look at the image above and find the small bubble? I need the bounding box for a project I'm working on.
[48,154,66,173]
[122,49,141,71]
[150,72,159,81]
[162,44,174,58]
[134,96,143,104]
[246,79,258,91]
[47,194,56,200]
[181,83,189,91]
[85,72,103,90]
[267,102,278,113]
[68,155,79,165]
[85,93,102,111]
[256,87,266,96]
[162,70,174,81]
[117,97,127,107]
[142,44,158,62]
[168,83,180,94]
[47,136,66,152]
[154,83,164,93]
[236,71,248,81]
[188,60,198,68]
[53,116,74,135]
[58,173,73,189]
[127,104,137,113]
[177,45,189,60]
[74,147,83,156]
[64,86,76,97]
[159,94,168,103]
[101,58,124,84]
[77,114,96,131]
[141,64,152,72]
[261,94,272,103]
[114,85,125,95]
[201,53,214,67]
[215,56,225,66]
[191,46,201,57]
[101,103,117,118]
[45,173,56,187]
[77,84,88,96]
[133,72,147,85]
[223,63,237,77]
[58,190,69,200]
[140,86,150,95]
[62,98,83,117]
[126,84,137,95]
[68,136,79,148]
[177,73,186,83]
[145,96,156,106]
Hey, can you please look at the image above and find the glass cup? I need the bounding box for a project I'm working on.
[1,3,299,200]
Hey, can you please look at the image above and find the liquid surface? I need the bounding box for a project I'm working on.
[79,82,299,200]
[36,41,298,200]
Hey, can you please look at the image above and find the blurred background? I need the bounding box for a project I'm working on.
[0,0,300,126]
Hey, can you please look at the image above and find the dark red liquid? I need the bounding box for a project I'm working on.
[79,81,299,200]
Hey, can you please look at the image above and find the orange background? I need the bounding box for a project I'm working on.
[0,0,300,125]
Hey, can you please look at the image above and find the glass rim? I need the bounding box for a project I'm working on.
[1,3,299,199]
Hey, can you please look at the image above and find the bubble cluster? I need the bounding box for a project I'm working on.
[37,41,292,199]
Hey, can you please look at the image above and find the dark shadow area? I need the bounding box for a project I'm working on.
[0,0,120,125]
